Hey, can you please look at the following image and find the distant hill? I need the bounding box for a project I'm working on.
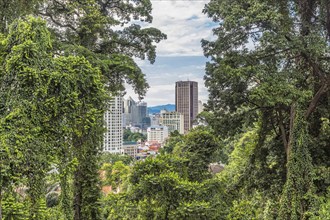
[147,104,175,114]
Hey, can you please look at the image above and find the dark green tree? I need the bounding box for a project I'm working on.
[101,161,130,192]
[36,0,166,99]
[100,152,134,166]
[35,2,165,218]
[0,0,165,218]
[173,127,220,182]
[123,129,146,142]
[103,155,226,220]
[53,55,107,220]
[161,130,184,154]
[0,15,126,219]
[0,0,43,33]
[0,16,55,219]
[279,111,315,219]
[203,0,330,218]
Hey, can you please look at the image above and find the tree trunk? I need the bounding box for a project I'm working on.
[74,167,82,220]
[326,0,330,40]
[59,163,73,220]
[286,104,296,162]
[278,109,288,154]
[305,82,329,119]
[73,134,83,220]
[0,188,2,220]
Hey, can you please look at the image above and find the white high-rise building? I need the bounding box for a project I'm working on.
[147,126,169,144]
[159,110,184,134]
[103,96,123,153]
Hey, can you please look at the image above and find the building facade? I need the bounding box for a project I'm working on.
[136,101,148,128]
[103,96,123,153]
[122,141,138,158]
[123,97,149,129]
[159,110,184,134]
[175,81,198,132]
[150,114,160,126]
[123,96,137,126]
[147,125,169,144]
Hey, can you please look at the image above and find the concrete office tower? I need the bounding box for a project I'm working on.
[175,81,198,132]
[103,96,123,153]
[137,101,148,128]
[147,125,169,144]
[160,110,184,134]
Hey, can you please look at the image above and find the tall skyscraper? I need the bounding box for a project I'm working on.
[137,101,147,128]
[123,96,137,126]
[123,97,149,129]
[175,81,198,132]
[103,96,123,153]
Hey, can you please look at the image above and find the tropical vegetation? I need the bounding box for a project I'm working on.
[0,0,329,219]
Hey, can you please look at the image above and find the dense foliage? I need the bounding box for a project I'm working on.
[123,129,147,142]
[0,0,329,219]
[201,0,330,219]
[0,0,164,219]
[102,127,226,220]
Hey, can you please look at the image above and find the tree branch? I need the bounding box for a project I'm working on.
[287,103,296,162]
[277,109,288,154]
[39,11,77,32]
[305,82,329,119]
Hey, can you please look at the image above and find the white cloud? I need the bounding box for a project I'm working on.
[125,0,215,106]
[147,0,216,56]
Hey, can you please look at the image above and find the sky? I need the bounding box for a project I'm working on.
[125,0,216,106]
